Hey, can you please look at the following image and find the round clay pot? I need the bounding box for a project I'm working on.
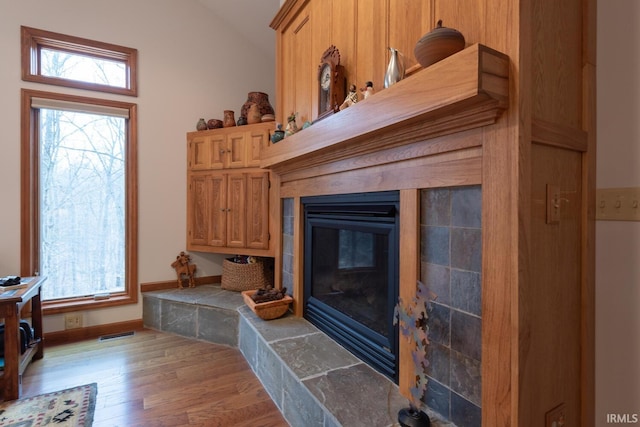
[196,118,208,131]
[414,20,465,68]
[207,119,223,129]
[240,92,275,121]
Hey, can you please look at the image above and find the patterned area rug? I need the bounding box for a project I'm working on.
[0,383,97,426]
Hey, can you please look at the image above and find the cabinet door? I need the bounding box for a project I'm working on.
[226,132,246,168]
[187,174,210,246]
[226,173,247,248]
[188,135,210,170]
[208,134,226,169]
[188,134,225,170]
[245,127,270,167]
[208,174,227,247]
[246,172,270,249]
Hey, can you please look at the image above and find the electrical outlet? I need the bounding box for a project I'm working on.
[546,403,566,427]
[64,313,83,329]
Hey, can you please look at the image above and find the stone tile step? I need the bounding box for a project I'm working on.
[143,285,453,427]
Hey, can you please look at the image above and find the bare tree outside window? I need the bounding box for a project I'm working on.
[41,48,127,88]
[39,108,126,300]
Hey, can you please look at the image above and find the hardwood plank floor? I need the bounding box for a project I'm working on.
[19,328,289,427]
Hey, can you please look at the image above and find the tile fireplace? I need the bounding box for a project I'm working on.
[265,44,513,426]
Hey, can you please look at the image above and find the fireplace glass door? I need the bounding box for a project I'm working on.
[303,192,399,381]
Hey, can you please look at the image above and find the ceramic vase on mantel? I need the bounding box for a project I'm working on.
[240,92,275,121]
[413,20,465,68]
[384,47,405,88]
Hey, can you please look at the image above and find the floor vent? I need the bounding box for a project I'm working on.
[99,331,134,341]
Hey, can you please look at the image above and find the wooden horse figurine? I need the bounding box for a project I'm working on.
[171,251,196,288]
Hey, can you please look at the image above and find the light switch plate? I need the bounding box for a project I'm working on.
[596,187,640,221]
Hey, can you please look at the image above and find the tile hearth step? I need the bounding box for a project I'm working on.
[143,285,452,427]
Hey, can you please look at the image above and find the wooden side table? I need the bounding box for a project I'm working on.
[0,276,45,400]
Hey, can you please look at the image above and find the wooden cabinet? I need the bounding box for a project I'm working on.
[187,122,274,256]
[188,171,269,251]
[188,122,272,170]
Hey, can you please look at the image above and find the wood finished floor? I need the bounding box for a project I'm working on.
[19,329,289,427]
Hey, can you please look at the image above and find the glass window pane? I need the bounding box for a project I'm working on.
[40,48,127,88]
[39,108,126,300]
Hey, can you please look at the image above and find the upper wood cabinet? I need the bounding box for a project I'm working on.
[187,122,273,170]
[270,0,434,125]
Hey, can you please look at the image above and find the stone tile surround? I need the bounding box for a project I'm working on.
[420,186,482,426]
[143,285,454,427]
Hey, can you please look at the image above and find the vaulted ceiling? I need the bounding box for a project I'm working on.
[197,0,280,59]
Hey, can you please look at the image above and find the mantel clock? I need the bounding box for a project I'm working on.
[317,45,346,121]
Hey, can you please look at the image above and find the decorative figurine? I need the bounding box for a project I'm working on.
[285,112,298,136]
[339,84,358,110]
[171,251,197,288]
[361,81,374,99]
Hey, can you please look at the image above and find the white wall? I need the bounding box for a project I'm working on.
[0,0,276,331]
[596,0,640,422]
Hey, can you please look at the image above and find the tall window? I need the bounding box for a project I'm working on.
[22,91,138,309]
[21,27,138,312]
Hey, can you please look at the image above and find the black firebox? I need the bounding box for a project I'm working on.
[302,191,399,381]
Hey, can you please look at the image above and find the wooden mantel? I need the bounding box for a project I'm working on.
[261,43,509,174]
